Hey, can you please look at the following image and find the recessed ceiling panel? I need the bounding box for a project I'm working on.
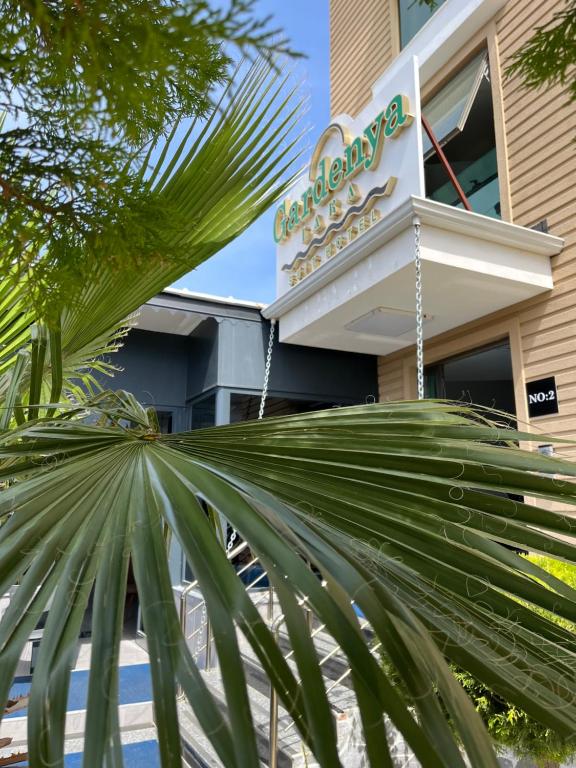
[346,307,431,337]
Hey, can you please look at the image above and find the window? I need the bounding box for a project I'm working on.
[183,559,194,583]
[156,411,173,434]
[229,394,336,422]
[423,51,501,218]
[425,341,516,423]
[425,341,523,533]
[399,0,447,49]
[191,393,216,429]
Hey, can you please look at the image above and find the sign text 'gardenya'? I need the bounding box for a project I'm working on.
[274,94,413,288]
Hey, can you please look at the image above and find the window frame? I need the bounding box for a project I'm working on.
[423,46,500,218]
[424,338,515,406]
[401,318,527,423]
[420,28,512,221]
[387,2,511,221]
[421,51,489,158]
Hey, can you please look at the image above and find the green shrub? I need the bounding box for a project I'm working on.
[379,555,576,765]
[453,666,576,765]
[453,554,576,766]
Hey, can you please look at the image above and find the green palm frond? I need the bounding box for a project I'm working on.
[0,59,304,425]
[0,277,35,377]
[1,399,576,767]
[61,59,305,355]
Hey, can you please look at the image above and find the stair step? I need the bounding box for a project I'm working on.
[179,623,359,767]
[178,671,296,768]
[236,626,357,714]
[0,701,154,750]
[181,592,378,766]
[178,701,222,768]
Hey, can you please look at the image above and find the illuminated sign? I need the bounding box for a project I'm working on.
[274,57,424,294]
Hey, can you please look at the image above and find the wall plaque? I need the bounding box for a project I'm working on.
[526,376,559,418]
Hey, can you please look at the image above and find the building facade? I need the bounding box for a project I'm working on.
[264,0,575,477]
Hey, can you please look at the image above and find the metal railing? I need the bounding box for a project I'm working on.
[179,547,380,765]
[268,602,381,766]
[179,541,275,672]
[268,603,314,768]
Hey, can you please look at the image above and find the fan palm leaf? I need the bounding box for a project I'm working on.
[0,398,575,766]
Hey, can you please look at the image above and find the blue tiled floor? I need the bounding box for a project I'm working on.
[8,740,160,767]
[7,663,152,718]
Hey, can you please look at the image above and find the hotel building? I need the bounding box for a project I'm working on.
[264,0,575,478]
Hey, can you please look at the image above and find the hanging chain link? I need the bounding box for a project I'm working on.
[193,602,208,662]
[258,319,276,420]
[414,216,425,401]
[225,319,276,555]
[226,528,237,555]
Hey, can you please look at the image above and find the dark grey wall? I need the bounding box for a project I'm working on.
[111,329,189,407]
[186,317,219,398]
[207,316,377,403]
[106,329,192,431]
[265,324,377,403]
[104,310,377,419]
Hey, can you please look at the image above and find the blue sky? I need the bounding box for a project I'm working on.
[172,0,329,303]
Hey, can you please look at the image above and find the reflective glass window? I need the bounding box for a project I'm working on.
[399,0,447,48]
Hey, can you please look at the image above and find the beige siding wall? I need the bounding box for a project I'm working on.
[378,356,405,402]
[329,0,576,459]
[330,0,396,117]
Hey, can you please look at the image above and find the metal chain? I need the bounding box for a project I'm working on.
[258,319,276,420]
[226,528,237,555]
[414,216,424,400]
[194,602,208,661]
[226,319,276,554]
